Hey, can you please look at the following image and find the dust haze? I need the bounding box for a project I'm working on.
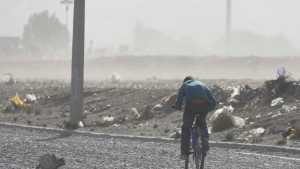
[1,0,300,80]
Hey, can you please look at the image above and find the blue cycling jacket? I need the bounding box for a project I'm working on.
[175,80,216,112]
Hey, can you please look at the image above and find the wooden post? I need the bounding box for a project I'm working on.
[70,0,85,127]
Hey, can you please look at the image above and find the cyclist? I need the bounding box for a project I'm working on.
[173,76,217,160]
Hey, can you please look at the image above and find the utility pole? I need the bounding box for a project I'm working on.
[226,0,232,56]
[60,0,73,30]
[69,0,85,128]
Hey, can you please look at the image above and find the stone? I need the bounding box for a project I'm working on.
[210,106,245,132]
[36,153,65,169]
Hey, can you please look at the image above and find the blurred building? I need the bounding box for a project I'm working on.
[212,31,299,57]
[0,36,23,59]
[133,22,202,56]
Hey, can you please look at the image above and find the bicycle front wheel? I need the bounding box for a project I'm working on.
[193,151,202,169]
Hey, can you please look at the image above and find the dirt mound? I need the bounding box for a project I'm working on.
[210,77,300,144]
[0,79,299,147]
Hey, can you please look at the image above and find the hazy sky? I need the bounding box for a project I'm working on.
[1,0,300,49]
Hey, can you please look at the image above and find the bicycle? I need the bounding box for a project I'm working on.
[171,105,208,169]
[184,117,207,169]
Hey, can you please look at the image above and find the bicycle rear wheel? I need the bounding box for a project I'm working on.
[193,151,201,169]
[184,156,189,169]
[200,154,205,169]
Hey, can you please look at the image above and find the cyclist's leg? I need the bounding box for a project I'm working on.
[195,113,209,153]
[181,105,194,156]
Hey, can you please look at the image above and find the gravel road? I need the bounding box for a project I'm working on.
[0,126,299,169]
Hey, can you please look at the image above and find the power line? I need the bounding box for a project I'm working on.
[226,0,232,56]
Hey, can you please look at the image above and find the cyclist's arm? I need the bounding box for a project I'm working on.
[205,88,217,112]
[175,84,185,110]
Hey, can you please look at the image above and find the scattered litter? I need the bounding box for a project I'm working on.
[255,114,261,118]
[8,94,30,113]
[112,124,120,127]
[152,104,163,111]
[105,104,112,108]
[271,112,282,118]
[78,121,84,128]
[208,127,212,134]
[281,105,297,113]
[277,127,296,145]
[271,97,284,107]
[282,127,296,139]
[25,94,37,103]
[131,107,141,119]
[228,86,241,103]
[249,127,265,137]
[103,115,115,122]
[230,86,241,98]
[290,120,300,138]
[10,94,25,108]
[169,130,181,139]
[1,76,300,146]
[1,73,16,85]
[138,122,149,127]
[232,116,246,128]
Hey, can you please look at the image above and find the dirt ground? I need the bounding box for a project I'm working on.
[0,79,299,147]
